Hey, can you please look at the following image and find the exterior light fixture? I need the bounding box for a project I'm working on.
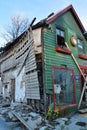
[70,35,77,46]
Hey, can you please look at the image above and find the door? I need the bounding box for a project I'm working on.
[4,84,9,98]
[52,67,76,108]
[11,79,15,102]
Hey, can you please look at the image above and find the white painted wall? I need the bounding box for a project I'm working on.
[2,70,11,98]
[12,66,25,102]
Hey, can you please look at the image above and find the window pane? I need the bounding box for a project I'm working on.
[56,29,60,35]
[78,39,84,53]
[78,44,83,49]
[56,28,66,48]
[56,29,64,37]
[53,68,74,106]
[60,30,64,37]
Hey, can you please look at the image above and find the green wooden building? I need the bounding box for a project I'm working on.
[0,5,87,114]
[33,4,87,112]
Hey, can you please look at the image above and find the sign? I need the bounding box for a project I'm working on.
[54,84,61,94]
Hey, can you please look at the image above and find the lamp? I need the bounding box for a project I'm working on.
[70,35,77,46]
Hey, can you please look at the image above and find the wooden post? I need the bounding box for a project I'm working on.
[65,42,87,109]
[65,42,85,80]
[41,28,47,114]
[78,77,87,109]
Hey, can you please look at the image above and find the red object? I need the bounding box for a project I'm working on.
[78,54,87,60]
[55,47,71,54]
[59,104,77,111]
[52,66,76,110]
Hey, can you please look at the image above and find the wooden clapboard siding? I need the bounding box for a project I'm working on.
[15,54,26,66]
[25,45,36,72]
[0,29,40,100]
[15,34,40,99]
[15,39,34,70]
[0,50,14,63]
[1,56,16,72]
[24,35,40,100]
[25,71,40,99]
[15,39,33,59]
[43,10,87,105]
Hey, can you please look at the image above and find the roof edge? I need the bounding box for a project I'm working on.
[46,5,86,33]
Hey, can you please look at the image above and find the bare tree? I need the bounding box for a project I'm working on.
[2,14,29,43]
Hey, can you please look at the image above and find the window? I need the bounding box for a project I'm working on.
[5,85,8,89]
[52,67,76,107]
[56,28,66,49]
[78,39,84,54]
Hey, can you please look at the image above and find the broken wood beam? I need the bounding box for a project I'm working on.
[12,111,34,130]
[65,42,85,79]
[65,42,87,109]
[17,38,34,76]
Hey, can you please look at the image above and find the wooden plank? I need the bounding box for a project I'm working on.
[25,65,36,73]
[26,56,36,71]
[12,111,34,130]
[25,71,40,99]
[65,42,85,80]
[1,56,16,72]
[25,89,40,92]
[64,42,87,109]
[15,53,26,65]
[17,39,34,76]
[26,60,36,67]
[15,39,33,59]
[78,76,87,109]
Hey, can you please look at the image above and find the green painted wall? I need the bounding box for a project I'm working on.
[44,11,87,104]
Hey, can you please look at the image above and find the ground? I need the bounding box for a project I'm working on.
[0,115,24,130]
[0,100,87,130]
[54,113,87,130]
[0,112,87,130]
[0,116,10,130]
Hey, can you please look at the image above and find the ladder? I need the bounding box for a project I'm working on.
[65,42,87,109]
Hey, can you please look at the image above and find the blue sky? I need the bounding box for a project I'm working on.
[0,0,87,47]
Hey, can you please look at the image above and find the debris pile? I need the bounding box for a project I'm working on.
[0,99,58,130]
[1,98,87,130]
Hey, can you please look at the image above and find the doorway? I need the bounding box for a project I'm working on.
[11,79,15,102]
[4,84,9,98]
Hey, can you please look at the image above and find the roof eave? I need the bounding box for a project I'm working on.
[46,5,86,33]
